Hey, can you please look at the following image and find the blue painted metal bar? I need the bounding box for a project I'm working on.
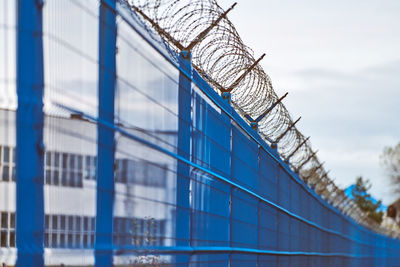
[95,0,117,266]
[114,245,377,258]
[16,0,45,266]
[175,50,192,265]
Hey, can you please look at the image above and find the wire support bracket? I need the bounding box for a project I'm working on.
[272,116,301,148]
[285,136,310,163]
[244,92,288,131]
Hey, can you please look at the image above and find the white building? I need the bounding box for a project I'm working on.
[0,108,176,266]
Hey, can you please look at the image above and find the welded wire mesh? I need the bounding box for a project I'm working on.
[3,0,400,266]
[116,0,397,235]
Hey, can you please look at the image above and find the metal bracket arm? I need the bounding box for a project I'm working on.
[273,116,301,145]
[295,150,318,173]
[303,161,324,181]
[131,5,184,51]
[223,53,265,92]
[185,2,237,51]
[285,136,310,162]
[244,92,287,131]
[255,92,288,123]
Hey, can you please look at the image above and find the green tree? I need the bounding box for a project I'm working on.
[351,176,384,224]
[380,142,400,193]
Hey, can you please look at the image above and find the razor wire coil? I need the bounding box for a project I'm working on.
[118,0,395,236]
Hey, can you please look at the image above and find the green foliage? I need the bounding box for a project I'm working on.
[351,176,384,224]
[381,142,400,193]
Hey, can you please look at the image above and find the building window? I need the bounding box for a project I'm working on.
[12,148,16,164]
[2,166,9,181]
[67,234,73,248]
[76,217,81,232]
[145,161,167,187]
[53,215,58,230]
[3,147,9,163]
[69,172,75,187]
[45,233,50,247]
[114,158,167,188]
[83,217,89,231]
[84,155,96,180]
[46,151,51,166]
[83,234,89,248]
[44,214,95,249]
[52,234,57,248]
[62,153,68,169]
[10,213,15,228]
[54,170,60,185]
[62,171,68,186]
[60,215,66,230]
[1,212,8,228]
[45,215,50,229]
[77,155,82,170]
[11,166,16,181]
[0,211,15,248]
[68,216,74,231]
[0,230,7,247]
[44,151,89,188]
[113,217,165,247]
[45,170,51,184]
[0,146,14,182]
[54,152,60,167]
[69,154,75,169]
[9,231,15,247]
[60,233,66,248]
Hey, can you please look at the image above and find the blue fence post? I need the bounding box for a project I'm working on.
[176,50,192,265]
[16,0,45,266]
[95,0,117,266]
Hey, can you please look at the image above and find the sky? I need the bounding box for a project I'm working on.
[217,0,400,204]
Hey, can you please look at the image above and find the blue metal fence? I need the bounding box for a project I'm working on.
[0,0,399,266]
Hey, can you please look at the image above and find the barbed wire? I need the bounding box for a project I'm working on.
[119,0,397,236]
